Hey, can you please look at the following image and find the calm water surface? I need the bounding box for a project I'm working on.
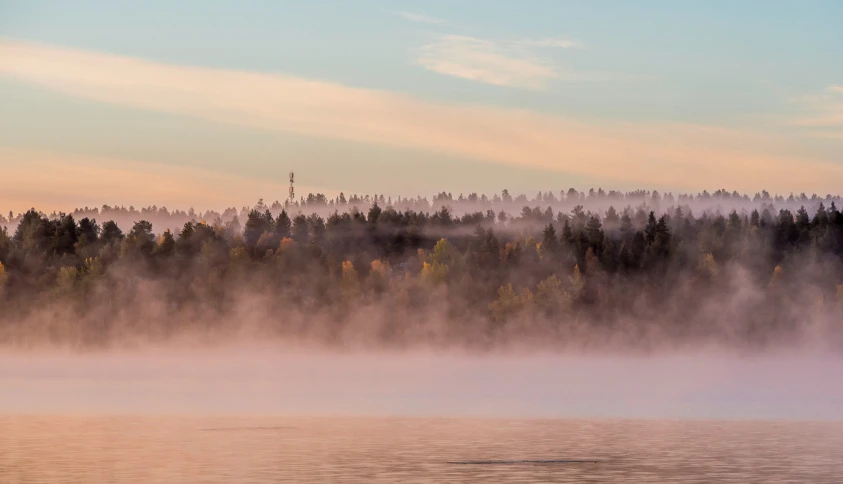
[2,416,842,483]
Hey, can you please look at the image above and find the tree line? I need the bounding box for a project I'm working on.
[1,194,842,350]
[3,187,840,232]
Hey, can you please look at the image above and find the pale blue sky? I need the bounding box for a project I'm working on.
[1,1,842,211]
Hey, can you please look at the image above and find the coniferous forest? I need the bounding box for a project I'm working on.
[1,188,842,351]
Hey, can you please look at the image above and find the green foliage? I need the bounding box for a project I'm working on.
[54,214,79,256]
[154,229,176,257]
[367,203,382,224]
[100,220,123,244]
[292,214,309,244]
[78,217,99,245]
[540,224,560,258]
[14,210,52,254]
[275,210,292,239]
[0,226,10,262]
[245,209,274,248]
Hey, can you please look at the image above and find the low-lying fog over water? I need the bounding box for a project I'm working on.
[4,197,843,482]
[2,348,843,419]
[2,348,843,482]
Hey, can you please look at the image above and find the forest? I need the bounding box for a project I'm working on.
[1,188,842,351]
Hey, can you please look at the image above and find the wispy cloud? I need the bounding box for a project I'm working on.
[394,12,582,88]
[392,10,448,25]
[416,35,570,90]
[415,33,589,89]
[1,39,841,194]
[514,38,583,49]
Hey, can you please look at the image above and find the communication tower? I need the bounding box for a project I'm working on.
[288,171,295,206]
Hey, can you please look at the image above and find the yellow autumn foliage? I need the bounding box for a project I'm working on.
[56,266,78,290]
[340,260,359,297]
[770,265,784,287]
[0,261,7,294]
[367,259,391,295]
[278,237,295,253]
[698,253,717,279]
[569,264,584,298]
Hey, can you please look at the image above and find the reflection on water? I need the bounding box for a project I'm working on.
[2,417,842,483]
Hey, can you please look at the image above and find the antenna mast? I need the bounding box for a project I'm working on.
[288,171,295,206]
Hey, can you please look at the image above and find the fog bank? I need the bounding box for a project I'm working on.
[2,347,842,421]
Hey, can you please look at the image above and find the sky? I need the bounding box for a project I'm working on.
[1,0,842,212]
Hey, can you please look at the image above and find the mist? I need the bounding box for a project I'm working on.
[1,187,842,354]
[2,346,842,420]
[1,186,842,465]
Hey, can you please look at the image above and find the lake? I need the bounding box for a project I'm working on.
[2,348,843,482]
[2,416,842,482]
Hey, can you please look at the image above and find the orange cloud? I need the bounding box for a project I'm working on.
[1,38,841,195]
